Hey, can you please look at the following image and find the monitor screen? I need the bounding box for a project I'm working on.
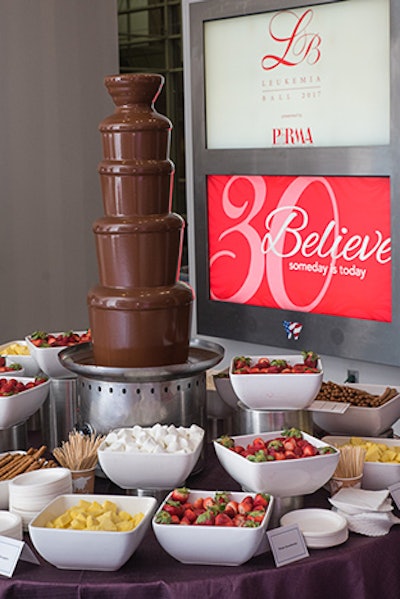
[203,0,390,149]
[207,174,391,322]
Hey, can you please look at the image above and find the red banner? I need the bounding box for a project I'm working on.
[207,175,391,321]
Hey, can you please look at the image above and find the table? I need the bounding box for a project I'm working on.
[1,443,400,599]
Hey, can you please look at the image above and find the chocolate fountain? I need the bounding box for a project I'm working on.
[59,73,223,443]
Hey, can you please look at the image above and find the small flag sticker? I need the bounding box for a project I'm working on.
[283,321,303,340]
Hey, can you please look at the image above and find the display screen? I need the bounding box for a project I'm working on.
[204,0,390,149]
[208,174,391,322]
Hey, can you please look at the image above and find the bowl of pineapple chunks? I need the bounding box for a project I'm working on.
[28,494,157,571]
[322,435,400,491]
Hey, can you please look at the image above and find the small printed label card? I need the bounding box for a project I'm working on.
[267,524,309,567]
[0,537,39,578]
[307,401,350,414]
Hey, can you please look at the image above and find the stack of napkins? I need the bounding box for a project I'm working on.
[328,488,400,536]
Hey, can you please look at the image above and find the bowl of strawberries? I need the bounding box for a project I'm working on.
[229,351,323,410]
[152,487,274,566]
[213,428,339,497]
[25,330,91,379]
[0,376,50,429]
[0,357,24,377]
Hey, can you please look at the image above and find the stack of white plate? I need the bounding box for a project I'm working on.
[9,468,72,530]
[280,508,349,548]
[0,511,22,540]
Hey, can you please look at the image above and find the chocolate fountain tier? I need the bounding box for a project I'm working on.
[87,281,193,368]
[93,213,184,288]
[100,74,172,162]
[98,159,174,216]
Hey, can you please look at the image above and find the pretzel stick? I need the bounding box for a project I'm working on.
[3,456,35,480]
[32,446,47,460]
[0,454,15,469]
[0,454,26,478]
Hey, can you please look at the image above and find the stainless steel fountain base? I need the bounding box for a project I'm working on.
[76,371,208,435]
[57,338,224,479]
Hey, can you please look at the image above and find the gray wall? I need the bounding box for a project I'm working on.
[0,0,119,340]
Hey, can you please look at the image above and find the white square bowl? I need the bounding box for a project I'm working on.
[152,489,274,566]
[0,340,40,377]
[213,370,240,410]
[25,331,88,379]
[313,384,400,436]
[322,435,400,491]
[97,427,204,490]
[213,431,339,497]
[0,451,26,509]
[0,377,50,429]
[229,355,323,410]
[28,494,157,571]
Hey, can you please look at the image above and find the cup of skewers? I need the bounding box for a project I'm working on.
[52,430,105,494]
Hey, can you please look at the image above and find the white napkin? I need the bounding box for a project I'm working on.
[328,488,390,514]
[329,488,400,536]
[333,508,400,537]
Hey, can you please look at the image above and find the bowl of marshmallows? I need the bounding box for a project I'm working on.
[97,424,205,490]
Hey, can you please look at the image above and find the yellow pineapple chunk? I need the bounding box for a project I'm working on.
[116,520,135,531]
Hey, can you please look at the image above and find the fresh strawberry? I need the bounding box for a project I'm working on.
[233,514,247,527]
[192,497,205,510]
[218,435,235,449]
[256,357,270,369]
[319,447,337,455]
[238,496,254,515]
[267,439,284,451]
[283,438,297,451]
[155,510,172,524]
[170,487,189,503]
[224,500,238,517]
[215,513,234,527]
[214,491,230,507]
[247,449,268,462]
[170,514,180,525]
[252,437,266,450]
[282,427,303,439]
[243,519,260,528]
[284,450,297,459]
[203,496,217,511]
[233,356,251,371]
[246,509,265,525]
[301,350,319,369]
[253,493,270,509]
[302,444,318,457]
[163,500,184,518]
[195,509,215,526]
[183,508,197,523]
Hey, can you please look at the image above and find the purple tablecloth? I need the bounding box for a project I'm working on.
[1,443,400,599]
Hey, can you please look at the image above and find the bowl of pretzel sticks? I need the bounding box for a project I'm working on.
[0,445,59,509]
[313,383,400,436]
